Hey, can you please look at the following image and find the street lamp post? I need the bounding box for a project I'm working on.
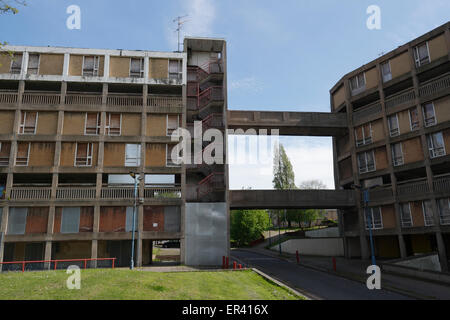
[129,172,141,270]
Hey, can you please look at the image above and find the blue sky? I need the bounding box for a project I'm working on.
[2,0,449,189]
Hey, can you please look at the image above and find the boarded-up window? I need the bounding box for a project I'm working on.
[10,53,22,74]
[61,207,80,234]
[82,56,100,76]
[169,60,182,80]
[25,207,48,234]
[19,111,38,134]
[409,108,419,131]
[167,115,180,136]
[75,143,93,167]
[125,144,141,167]
[164,206,181,232]
[355,123,372,146]
[100,207,126,232]
[16,142,30,166]
[130,58,144,78]
[8,207,27,235]
[125,207,138,232]
[85,113,101,135]
[27,54,40,75]
[0,142,10,166]
[105,113,121,136]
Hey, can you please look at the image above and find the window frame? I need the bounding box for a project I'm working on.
[355,123,373,147]
[166,143,181,167]
[408,107,420,131]
[105,113,122,136]
[168,59,183,81]
[74,142,94,167]
[0,142,10,166]
[414,42,431,68]
[358,150,376,174]
[437,198,450,226]
[19,111,38,135]
[350,72,366,96]
[27,53,40,75]
[82,55,100,77]
[9,53,23,74]
[422,200,435,226]
[427,132,446,159]
[365,207,383,230]
[129,57,145,78]
[15,142,30,167]
[391,142,404,167]
[84,112,101,136]
[381,61,392,83]
[125,144,141,167]
[60,207,81,234]
[422,102,437,127]
[388,114,400,137]
[400,202,413,228]
[166,114,180,137]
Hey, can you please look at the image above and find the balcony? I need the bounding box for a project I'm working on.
[22,92,61,106]
[56,186,97,200]
[0,91,18,105]
[106,94,142,107]
[397,179,430,199]
[419,73,450,99]
[434,176,450,194]
[10,186,52,200]
[362,186,394,204]
[144,186,181,199]
[65,93,102,106]
[352,101,382,125]
[202,113,224,131]
[100,186,135,199]
[385,88,415,110]
[147,95,183,108]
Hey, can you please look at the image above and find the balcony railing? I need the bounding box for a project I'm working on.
[434,176,450,194]
[65,94,102,106]
[22,92,61,105]
[385,88,415,109]
[202,113,224,131]
[56,187,97,200]
[101,186,135,199]
[144,187,181,199]
[419,73,450,98]
[107,94,142,107]
[197,172,225,198]
[397,179,430,196]
[10,187,52,200]
[352,102,382,124]
[363,186,394,203]
[147,95,182,108]
[0,91,18,104]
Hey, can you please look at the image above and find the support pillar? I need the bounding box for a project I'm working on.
[91,240,98,268]
[43,241,52,270]
[398,234,407,259]
[0,207,9,269]
[436,232,449,272]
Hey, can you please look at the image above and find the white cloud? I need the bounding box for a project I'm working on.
[229,76,264,93]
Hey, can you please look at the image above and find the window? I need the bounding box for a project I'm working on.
[105,113,121,136]
[349,73,366,96]
[85,113,101,135]
[130,58,144,78]
[19,111,38,134]
[422,200,434,226]
[400,203,413,227]
[391,143,404,166]
[169,60,182,80]
[422,102,436,127]
[365,207,383,230]
[381,61,392,82]
[60,207,80,233]
[354,123,372,147]
[82,56,100,76]
[10,53,22,74]
[125,144,141,167]
[413,42,430,67]
[75,143,93,167]
[27,54,40,75]
[167,115,180,136]
[437,198,450,225]
[388,114,400,137]
[7,208,27,235]
[16,142,30,166]
[409,108,419,131]
[358,150,376,174]
[427,132,446,159]
[125,207,138,232]
[166,144,181,167]
[0,142,11,166]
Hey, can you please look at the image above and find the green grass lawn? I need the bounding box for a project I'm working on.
[0,269,302,300]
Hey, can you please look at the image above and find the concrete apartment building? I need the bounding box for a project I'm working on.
[0,22,449,271]
[0,38,228,268]
[331,22,450,270]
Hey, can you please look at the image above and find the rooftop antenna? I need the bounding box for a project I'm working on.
[173,15,189,52]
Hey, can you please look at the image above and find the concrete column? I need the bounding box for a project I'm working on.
[436,232,449,272]
[20,52,29,78]
[136,205,143,267]
[43,241,52,270]
[62,53,70,79]
[180,83,187,264]
[103,55,110,82]
[0,207,9,268]
[90,239,98,268]
[397,234,407,259]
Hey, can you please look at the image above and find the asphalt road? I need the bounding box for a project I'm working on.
[232,249,411,300]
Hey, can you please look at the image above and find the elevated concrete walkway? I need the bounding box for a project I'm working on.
[229,190,357,209]
[227,110,348,136]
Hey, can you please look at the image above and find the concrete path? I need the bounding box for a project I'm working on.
[234,247,450,300]
[232,249,410,300]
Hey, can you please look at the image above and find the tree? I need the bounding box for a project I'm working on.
[230,209,272,247]
[1,1,26,52]
[297,180,327,228]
